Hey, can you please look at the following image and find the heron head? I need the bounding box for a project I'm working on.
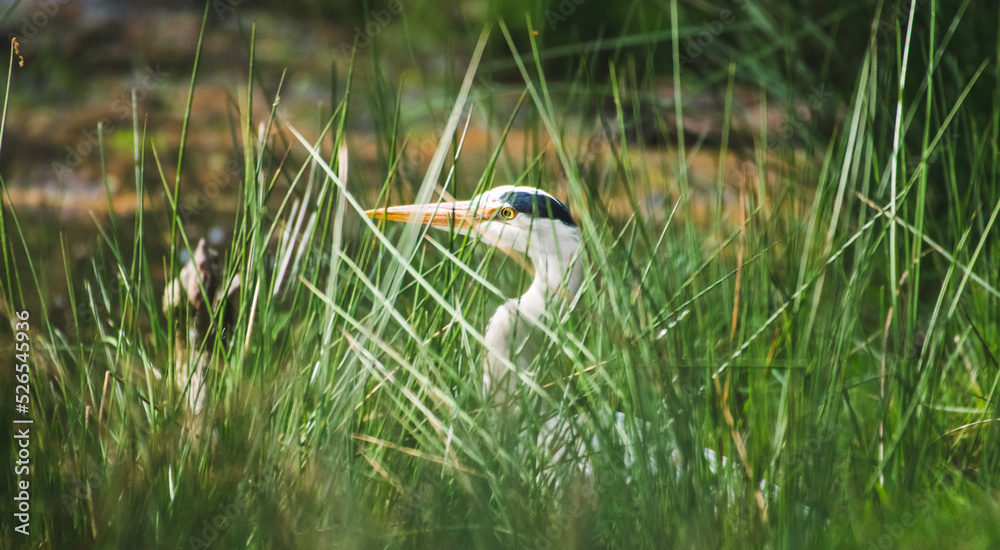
[365,185,580,261]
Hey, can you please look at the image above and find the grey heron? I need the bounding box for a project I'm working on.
[365,185,585,406]
[364,186,774,514]
[365,186,700,489]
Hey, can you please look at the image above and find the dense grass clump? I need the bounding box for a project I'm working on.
[2,1,999,548]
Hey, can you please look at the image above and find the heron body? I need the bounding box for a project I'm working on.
[366,185,584,405]
[367,186,778,514]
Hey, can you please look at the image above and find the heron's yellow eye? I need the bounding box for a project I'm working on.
[499,206,517,220]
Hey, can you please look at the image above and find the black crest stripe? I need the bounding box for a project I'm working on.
[504,191,576,227]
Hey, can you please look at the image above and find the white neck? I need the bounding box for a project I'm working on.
[483,234,584,406]
[518,246,584,321]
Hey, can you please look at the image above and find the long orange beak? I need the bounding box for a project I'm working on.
[365,200,494,231]
[366,198,531,270]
